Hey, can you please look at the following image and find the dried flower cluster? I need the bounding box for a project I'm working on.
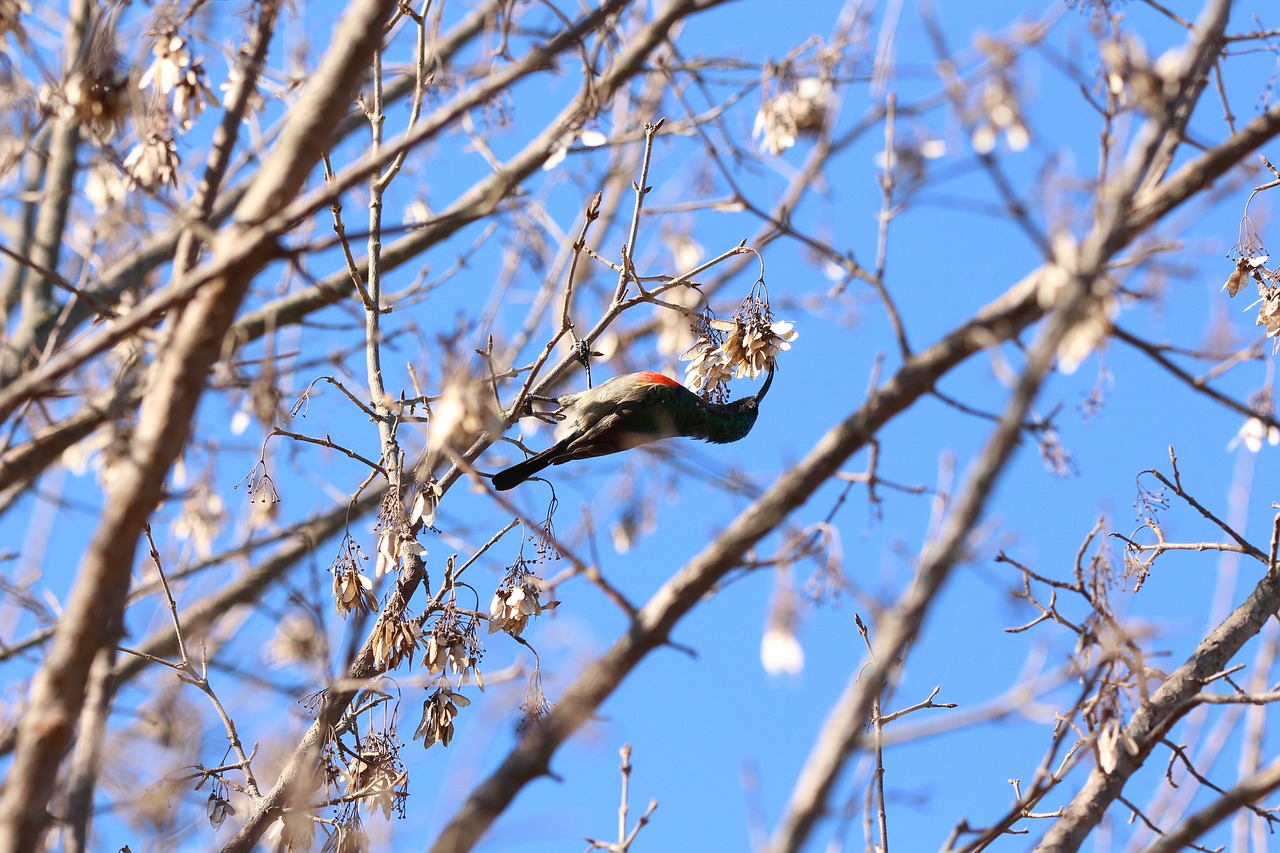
[969,75,1029,154]
[1252,281,1280,341]
[720,315,797,380]
[1098,34,1177,116]
[1228,414,1280,453]
[330,537,376,618]
[964,33,1037,154]
[1037,233,1118,374]
[206,785,236,830]
[412,687,470,749]
[1008,535,1155,777]
[760,578,804,676]
[518,664,552,731]
[529,504,562,562]
[139,33,192,95]
[373,487,428,580]
[320,821,369,853]
[679,314,733,403]
[874,134,947,186]
[123,129,180,192]
[424,610,484,689]
[370,608,421,671]
[139,32,219,130]
[1228,391,1280,453]
[1223,215,1280,352]
[428,372,501,457]
[85,161,127,213]
[408,479,441,531]
[488,565,557,637]
[341,734,408,820]
[754,68,832,155]
[219,54,266,115]
[267,810,317,851]
[680,287,798,400]
[374,527,426,580]
[1075,607,1153,774]
[171,61,218,130]
[61,420,133,488]
[542,127,608,171]
[172,486,227,560]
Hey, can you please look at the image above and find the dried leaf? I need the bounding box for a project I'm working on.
[1224,257,1249,296]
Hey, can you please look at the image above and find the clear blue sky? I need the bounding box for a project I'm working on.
[6,0,1280,850]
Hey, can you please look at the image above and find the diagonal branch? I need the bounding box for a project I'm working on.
[1140,758,1280,853]
[426,270,1049,853]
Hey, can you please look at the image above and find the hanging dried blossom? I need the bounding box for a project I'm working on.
[123,128,180,192]
[220,51,265,116]
[320,822,370,853]
[679,284,798,401]
[409,480,442,530]
[330,537,376,618]
[373,487,427,579]
[85,161,127,213]
[341,734,407,820]
[171,486,227,559]
[205,782,236,830]
[970,75,1030,154]
[140,34,191,95]
[370,609,422,671]
[488,564,557,637]
[171,59,219,130]
[679,335,734,403]
[679,311,730,402]
[423,608,485,689]
[333,566,375,618]
[374,528,427,579]
[517,663,552,731]
[760,576,804,676]
[412,688,470,749]
[716,316,798,380]
[1256,283,1280,338]
[429,372,502,457]
[1098,34,1172,115]
[1224,216,1271,298]
[1227,415,1280,453]
[754,69,832,156]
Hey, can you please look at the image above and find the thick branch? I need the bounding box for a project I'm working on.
[0,0,400,847]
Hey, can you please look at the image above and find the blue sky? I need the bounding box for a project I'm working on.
[6,0,1280,850]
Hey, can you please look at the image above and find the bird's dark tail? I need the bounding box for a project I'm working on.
[492,438,569,491]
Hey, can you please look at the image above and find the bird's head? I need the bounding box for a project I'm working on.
[704,363,775,444]
[731,362,776,410]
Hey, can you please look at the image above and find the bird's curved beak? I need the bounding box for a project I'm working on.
[754,363,776,403]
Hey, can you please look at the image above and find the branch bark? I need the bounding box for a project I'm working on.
[427,271,1047,853]
[0,0,401,847]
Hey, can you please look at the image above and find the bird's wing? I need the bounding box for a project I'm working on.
[551,382,684,463]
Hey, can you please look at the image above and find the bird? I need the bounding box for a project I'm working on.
[492,366,774,490]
